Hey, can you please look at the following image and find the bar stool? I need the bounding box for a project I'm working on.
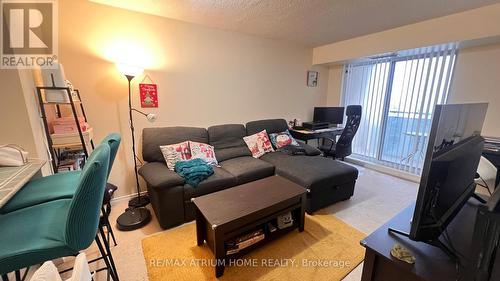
[0,143,119,281]
[0,134,121,246]
[1,133,121,213]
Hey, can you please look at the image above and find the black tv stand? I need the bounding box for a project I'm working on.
[386,192,488,263]
[387,227,459,261]
[361,201,500,281]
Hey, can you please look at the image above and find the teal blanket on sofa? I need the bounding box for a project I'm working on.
[174,158,214,187]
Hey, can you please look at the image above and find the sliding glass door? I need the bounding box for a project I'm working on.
[343,44,457,175]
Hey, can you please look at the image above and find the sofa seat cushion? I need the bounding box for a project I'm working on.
[142,126,208,163]
[260,152,358,193]
[215,147,252,162]
[183,167,237,199]
[299,143,322,156]
[138,162,185,189]
[219,156,275,185]
[246,119,289,135]
[208,124,251,162]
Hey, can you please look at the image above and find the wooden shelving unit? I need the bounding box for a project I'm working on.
[36,82,94,173]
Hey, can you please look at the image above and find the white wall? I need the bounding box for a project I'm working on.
[448,43,500,137]
[326,65,344,106]
[56,0,328,197]
[0,70,37,155]
[313,3,500,65]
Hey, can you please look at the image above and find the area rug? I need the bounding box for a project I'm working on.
[142,214,365,281]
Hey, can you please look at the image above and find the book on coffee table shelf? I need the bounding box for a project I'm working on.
[266,222,277,233]
[226,229,265,255]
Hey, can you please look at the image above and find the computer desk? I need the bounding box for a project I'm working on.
[289,127,344,144]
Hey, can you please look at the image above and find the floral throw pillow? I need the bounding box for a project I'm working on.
[243,130,275,158]
[160,141,192,170]
[269,130,300,149]
[189,141,218,166]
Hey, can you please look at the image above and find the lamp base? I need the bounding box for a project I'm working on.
[116,207,151,231]
[128,195,150,208]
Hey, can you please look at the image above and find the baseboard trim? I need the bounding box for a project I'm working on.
[110,191,148,206]
[346,157,420,183]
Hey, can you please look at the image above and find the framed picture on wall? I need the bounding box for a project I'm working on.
[307,71,318,87]
[139,83,159,108]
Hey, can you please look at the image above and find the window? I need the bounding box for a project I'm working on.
[342,44,458,175]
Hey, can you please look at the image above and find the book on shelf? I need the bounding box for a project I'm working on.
[57,151,85,172]
[226,229,265,255]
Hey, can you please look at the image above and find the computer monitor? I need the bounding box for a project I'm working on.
[409,103,488,243]
[313,107,344,125]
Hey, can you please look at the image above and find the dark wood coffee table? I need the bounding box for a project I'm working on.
[192,175,307,277]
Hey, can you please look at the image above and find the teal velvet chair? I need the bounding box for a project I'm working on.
[0,143,119,280]
[0,133,121,214]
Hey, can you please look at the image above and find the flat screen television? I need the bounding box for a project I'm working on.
[313,107,344,125]
[409,103,488,244]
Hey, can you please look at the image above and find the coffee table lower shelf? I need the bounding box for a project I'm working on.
[194,198,305,277]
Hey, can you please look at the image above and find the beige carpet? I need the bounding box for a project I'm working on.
[142,214,366,281]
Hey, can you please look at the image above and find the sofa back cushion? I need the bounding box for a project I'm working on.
[208,124,251,162]
[246,119,289,135]
[143,127,208,163]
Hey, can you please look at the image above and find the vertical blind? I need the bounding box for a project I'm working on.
[342,43,458,175]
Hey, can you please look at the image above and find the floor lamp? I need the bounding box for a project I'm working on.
[116,64,153,231]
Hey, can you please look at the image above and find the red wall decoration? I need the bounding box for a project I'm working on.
[139,83,158,108]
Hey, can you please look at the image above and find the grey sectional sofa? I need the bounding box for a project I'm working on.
[139,119,358,229]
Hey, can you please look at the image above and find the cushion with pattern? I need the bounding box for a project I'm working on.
[189,141,218,166]
[160,141,192,170]
[243,130,275,158]
[269,130,300,149]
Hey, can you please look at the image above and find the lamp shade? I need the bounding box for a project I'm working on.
[116,63,144,77]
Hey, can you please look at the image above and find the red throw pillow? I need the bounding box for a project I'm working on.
[243,130,275,158]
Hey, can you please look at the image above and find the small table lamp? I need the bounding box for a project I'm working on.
[116,63,153,231]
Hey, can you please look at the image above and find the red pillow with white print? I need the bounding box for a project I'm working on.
[189,141,218,166]
[160,141,192,170]
[243,130,275,158]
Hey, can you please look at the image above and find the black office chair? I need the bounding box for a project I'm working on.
[319,105,362,160]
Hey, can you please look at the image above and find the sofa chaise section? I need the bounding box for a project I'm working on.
[261,152,358,212]
[246,119,359,213]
